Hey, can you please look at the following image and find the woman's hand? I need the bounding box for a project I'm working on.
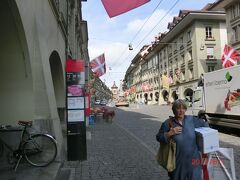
[167,127,182,137]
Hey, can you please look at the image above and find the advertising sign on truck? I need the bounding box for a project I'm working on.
[192,65,240,129]
[204,65,240,116]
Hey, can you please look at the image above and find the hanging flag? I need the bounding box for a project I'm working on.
[101,0,150,18]
[162,75,169,90]
[221,44,240,68]
[90,53,106,77]
[142,83,151,92]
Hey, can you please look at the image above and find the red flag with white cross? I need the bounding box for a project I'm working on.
[142,83,151,92]
[221,44,240,68]
[101,0,150,18]
[90,53,106,77]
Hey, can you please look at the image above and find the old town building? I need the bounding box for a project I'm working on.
[0,0,89,159]
[124,4,227,105]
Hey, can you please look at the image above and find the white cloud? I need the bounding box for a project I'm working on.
[88,9,176,88]
[126,9,174,45]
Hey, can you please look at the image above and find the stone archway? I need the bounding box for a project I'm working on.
[144,93,148,104]
[162,90,169,102]
[49,51,65,123]
[155,92,159,102]
[172,91,178,101]
[0,0,33,125]
[150,93,153,100]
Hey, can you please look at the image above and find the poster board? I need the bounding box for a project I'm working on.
[65,59,85,122]
[207,148,236,180]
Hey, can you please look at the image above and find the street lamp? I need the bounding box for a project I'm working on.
[129,44,133,50]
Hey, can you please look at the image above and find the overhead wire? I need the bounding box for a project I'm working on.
[110,0,165,69]
[135,0,180,49]
[114,0,180,69]
[113,0,180,71]
[104,0,181,86]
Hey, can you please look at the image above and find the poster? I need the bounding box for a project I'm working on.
[207,148,236,180]
[67,85,84,96]
[67,97,85,109]
[68,110,84,122]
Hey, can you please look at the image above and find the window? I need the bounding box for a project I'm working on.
[164,62,167,68]
[163,49,166,59]
[174,42,177,51]
[168,45,172,53]
[207,47,214,59]
[148,59,153,69]
[181,54,185,63]
[187,31,191,41]
[180,37,184,49]
[232,26,238,42]
[239,3,240,16]
[231,5,238,19]
[159,52,162,62]
[189,68,193,79]
[208,66,215,72]
[180,37,183,44]
[205,27,212,39]
[188,50,192,60]
[181,71,185,81]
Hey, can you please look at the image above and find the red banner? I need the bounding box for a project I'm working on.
[65,59,85,72]
[85,93,91,116]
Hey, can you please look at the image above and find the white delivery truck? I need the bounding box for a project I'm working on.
[192,65,240,129]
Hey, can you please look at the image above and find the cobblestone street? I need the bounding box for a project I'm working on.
[59,104,240,180]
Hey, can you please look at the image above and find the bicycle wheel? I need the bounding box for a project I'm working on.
[23,134,57,167]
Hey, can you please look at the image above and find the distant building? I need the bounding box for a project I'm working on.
[124,3,227,105]
[111,81,118,102]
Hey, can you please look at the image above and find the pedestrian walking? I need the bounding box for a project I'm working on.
[156,99,208,180]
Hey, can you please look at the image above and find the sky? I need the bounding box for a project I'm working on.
[82,0,217,89]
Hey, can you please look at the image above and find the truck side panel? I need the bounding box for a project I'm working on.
[204,65,240,116]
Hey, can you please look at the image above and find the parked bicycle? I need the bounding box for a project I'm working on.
[0,120,57,171]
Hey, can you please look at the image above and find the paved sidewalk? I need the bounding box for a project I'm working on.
[57,119,168,180]
[0,160,61,180]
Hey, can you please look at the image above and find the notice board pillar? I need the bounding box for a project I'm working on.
[65,59,87,161]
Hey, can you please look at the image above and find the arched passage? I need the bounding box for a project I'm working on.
[172,91,178,101]
[0,0,33,125]
[49,51,65,122]
[144,93,148,104]
[162,90,169,102]
[155,92,159,102]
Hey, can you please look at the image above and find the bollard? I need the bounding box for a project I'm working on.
[89,115,94,125]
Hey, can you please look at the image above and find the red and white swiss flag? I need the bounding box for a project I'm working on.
[101,0,150,18]
[142,83,151,92]
[90,53,106,77]
[221,44,240,68]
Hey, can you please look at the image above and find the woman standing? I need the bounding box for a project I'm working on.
[156,99,208,180]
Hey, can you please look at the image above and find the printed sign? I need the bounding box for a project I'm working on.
[66,72,85,85]
[208,148,236,180]
[67,97,85,109]
[67,110,85,122]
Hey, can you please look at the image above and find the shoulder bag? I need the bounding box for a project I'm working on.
[156,119,176,172]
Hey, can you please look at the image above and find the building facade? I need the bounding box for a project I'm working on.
[210,0,240,53]
[0,0,89,159]
[124,5,227,105]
